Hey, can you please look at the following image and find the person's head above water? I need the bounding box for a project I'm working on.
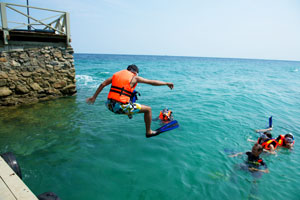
[127,64,139,74]
[264,132,272,139]
[285,133,294,140]
[252,143,264,156]
[159,108,173,122]
[285,133,294,149]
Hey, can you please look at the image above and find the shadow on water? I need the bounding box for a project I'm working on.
[230,163,265,200]
[0,96,81,157]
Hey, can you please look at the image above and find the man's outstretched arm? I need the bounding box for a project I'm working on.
[136,76,174,89]
[86,77,112,104]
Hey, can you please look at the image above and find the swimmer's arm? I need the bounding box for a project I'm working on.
[269,144,276,154]
[86,77,112,104]
[247,139,256,143]
[255,127,272,133]
[262,145,277,155]
[136,76,174,89]
[263,149,277,155]
[248,167,269,173]
[228,152,243,157]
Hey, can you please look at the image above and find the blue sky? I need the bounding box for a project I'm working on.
[3,0,300,61]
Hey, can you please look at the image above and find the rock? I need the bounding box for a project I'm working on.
[50,61,59,66]
[16,85,29,94]
[30,83,43,92]
[37,93,47,98]
[39,80,50,88]
[10,52,18,57]
[44,54,50,58]
[48,77,57,83]
[21,72,32,77]
[67,72,76,79]
[54,65,61,71]
[46,64,54,70]
[27,66,37,72]
[0,72,8,79]
[23,97,38,104]
[9,70,16,74]
[46,88,61,95]
[0,52,8,57]
[59,69,69,74]
[9,74,18,81]
[30,58,38,66]
[19,53,28,59]
[66,46,74,53]
[36,68,47,73]
[0,79,7,87]
[58,57,66,62]
[54,51,62,58]
[10,60,21,67]
[61,84,76,94]
[0,57,7,62]
[9,84,15,90]
[0,87,12,97]
[63,54,73,59]
[53,81,67,89]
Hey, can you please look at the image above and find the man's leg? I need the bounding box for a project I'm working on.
[139,105,154,135]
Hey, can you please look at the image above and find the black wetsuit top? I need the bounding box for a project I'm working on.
[245,152,267,169]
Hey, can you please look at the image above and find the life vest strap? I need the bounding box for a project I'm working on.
[110,86,133,96]
[109,89,132,98]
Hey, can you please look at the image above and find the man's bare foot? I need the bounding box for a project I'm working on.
[146,130,160,138]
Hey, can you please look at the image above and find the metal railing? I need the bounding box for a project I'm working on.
[0,2,70,45]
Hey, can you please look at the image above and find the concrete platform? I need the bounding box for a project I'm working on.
[0,156,38,200]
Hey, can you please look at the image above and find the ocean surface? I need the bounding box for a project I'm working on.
[1,54,300,200]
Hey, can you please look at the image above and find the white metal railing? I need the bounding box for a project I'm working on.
[0,2,70,45]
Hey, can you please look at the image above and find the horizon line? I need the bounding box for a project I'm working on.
[73,52,300,63]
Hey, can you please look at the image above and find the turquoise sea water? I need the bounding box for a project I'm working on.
[1,54,300,200]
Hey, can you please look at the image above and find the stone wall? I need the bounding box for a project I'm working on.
[0,46,76,106]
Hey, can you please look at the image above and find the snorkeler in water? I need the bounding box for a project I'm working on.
[157,108,174,123]
[248,129,278,154]
[276,133,295,149]
[251,126,295,151]
[229,143,269,174]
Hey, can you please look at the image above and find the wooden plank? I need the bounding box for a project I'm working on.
[0,177,16,200]
[0,157,38,200]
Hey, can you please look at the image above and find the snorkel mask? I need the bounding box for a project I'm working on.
[285,133,294,143]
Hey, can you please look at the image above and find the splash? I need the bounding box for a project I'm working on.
[76,75,100,88]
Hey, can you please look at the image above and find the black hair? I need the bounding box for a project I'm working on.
[266,133,272,139]
[127,64,139,74]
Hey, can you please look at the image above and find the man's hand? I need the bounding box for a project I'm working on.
[86,97,96,104]
[167,82,174,89]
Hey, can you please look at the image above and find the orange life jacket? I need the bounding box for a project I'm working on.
[159,109,172,121]
[260,139,278,150]
[277,135,295,147]
[277,135,285,146]
[107,70,137,104]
